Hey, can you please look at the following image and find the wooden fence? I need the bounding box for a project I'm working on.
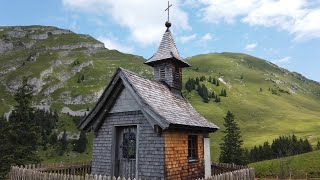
[10,162,255,180]
[10,166,255,180]
[199,168,255,180]
[211,162,248,175]
[10,166,140,180]
[13,161,91,176]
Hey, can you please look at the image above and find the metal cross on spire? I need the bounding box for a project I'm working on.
[165,1,172,22]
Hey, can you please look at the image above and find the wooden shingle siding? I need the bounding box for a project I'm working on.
[164,131,204,180]
[144,29,190,68]
[92,111,165,180]
[154,62,182,90]
[109,88,140,113]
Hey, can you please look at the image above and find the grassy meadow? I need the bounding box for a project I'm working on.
[250,151,320,178]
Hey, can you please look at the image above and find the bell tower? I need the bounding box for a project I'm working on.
[144,2,191,92]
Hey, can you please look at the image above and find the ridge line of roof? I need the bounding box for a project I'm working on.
[119,69,172,126]
[119,67,170,86]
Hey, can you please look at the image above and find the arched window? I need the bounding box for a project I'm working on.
[122,132,136,159]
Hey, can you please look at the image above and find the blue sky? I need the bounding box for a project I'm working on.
[1,0,319,82]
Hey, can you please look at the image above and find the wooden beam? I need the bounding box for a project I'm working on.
[119,72,170,129]
[78,69,121,130]
[92,80,124,131]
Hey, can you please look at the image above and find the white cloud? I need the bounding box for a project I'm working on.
[63,0,190,46]
[201,33,212,41]
[180,34,197,43]
[292,9,320,40]
[197,0,320,41]
[244,43,257,51]
[273,56,291,64]
[97,37,133,53]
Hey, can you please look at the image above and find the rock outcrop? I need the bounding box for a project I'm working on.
[0,39,14,53]
[46,42,104,51]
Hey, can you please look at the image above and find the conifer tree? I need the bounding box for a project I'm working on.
[220,89,224,96]
[216,80,220,86]
[212,78,216,85]
[197,84,202,96]
[215,95,221,103]
[302,139,312,152]
[0,115,12,179]
[0,79,40,179]
[53,109,59,122]
[196,77,199,85]
[201,84,209,103]
[317,141,320,150]
[219,111,244,165]
[81,74,85,81]
[49,132,58,145]
[74,131,87,153]
[211,91,215,99]
[58,131,69,155]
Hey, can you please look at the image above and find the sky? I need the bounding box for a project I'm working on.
[0,0,319,82]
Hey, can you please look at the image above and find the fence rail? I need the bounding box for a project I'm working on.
[211,162,248,175]
[10,166,140,180]
[10,162,255,180]
[14,161,91,176]
[201,168,255,180]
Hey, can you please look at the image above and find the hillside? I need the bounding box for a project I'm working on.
[184,53,320,160]
[1,26,320,162]
[249,151,320,178]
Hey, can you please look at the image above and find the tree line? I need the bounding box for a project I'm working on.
[0,79,87,179]
[245,134,313,163]
[185,76,227,103]
[219,111,317,166]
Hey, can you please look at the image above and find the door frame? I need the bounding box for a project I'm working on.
[111,124,139,179]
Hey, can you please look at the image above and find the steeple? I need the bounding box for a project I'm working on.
[145,1,191,91]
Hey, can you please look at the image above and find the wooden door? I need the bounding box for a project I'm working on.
[114,126,137,179]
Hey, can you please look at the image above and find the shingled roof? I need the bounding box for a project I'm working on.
[79,68,218,132]
[144,29,191,67]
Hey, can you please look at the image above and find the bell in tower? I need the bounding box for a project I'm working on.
[144,2,191,93]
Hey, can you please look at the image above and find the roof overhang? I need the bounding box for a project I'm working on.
[78,68,171,132]
[144,57,191,68]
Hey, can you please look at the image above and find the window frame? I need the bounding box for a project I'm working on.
[188,135,198,161]
[122,131,136,159]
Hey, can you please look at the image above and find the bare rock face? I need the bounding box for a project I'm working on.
[58,60,93,81]
[34,97,52,112]
[0,65,17,75]
[0,39,14,54]
[46,42,104,51]
[7,78,23,93]
[22,41,35,49]
[28,77,43,94]
[43,82,64,95]
[30,33,48,40]
[61,106,89,116]
[48,29,72,35]
[6,30,27,38]
[0,26,113,118]
[57,131,80,140]
[60,90,102,105]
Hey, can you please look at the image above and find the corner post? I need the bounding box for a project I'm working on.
[203,137,211,177]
